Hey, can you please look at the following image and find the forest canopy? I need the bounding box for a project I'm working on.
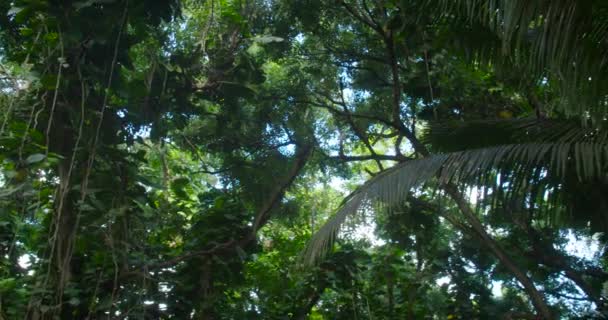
[1,0,608,319]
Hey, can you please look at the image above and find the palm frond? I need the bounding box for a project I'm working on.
[423,119,608,152]
[424,0,608,118]
[303,141,608,264]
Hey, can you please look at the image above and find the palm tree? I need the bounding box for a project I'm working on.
[303,1,608,318]
[306,120,608,259]
[427,0,608,119]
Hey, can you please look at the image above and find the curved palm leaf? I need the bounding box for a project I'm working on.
[423,119,608,152]
[303,140,608,264]
[424,0,608,118]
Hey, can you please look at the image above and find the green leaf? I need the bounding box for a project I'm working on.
[134,200,155,218]
[171,177,190,199]
[0,184,26,198]
[43,32,59,43]
[68,297,80,306]
[253,35,284,44]
[7,7,24,16]
[25,153,45,164]
[247,43,264,56]
[0,278,16,293]
[19,28,33,36]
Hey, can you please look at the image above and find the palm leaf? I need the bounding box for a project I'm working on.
[423,0,608,118]
[302,141,608,264]
[423,119,608,152]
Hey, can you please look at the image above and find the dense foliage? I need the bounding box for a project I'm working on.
[1,1,607,319]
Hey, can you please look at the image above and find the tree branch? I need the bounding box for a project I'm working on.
[120,144,313,277]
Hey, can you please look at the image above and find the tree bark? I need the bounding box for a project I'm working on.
[444,184,553,319]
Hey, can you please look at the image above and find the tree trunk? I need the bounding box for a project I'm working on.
[196,261,216,320]
[444,184,553,319]
[27,107,81,320]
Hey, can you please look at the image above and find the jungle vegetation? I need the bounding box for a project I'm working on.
[1,0,608,319]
